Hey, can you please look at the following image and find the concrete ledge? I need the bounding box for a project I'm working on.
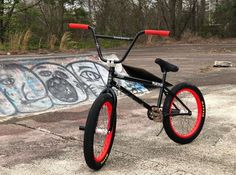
[0,54,148,120]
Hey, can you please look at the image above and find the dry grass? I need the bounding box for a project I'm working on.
[9,32,23,51]
[180,31,222,44]
[22,29,32,51]
[8,29,32,52]
[38,38,42,49]
[0,42,6,54]
[181,31,203,43]
[59,32,71,51]
[146,35,153,45]
[48,34,57,50]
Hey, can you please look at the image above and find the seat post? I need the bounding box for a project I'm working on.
[157,72,167,108]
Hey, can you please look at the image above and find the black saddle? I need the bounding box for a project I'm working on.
[155,58,179,73]
[122,64,172,87]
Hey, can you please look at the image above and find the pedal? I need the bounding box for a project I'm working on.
[79,125,85,131]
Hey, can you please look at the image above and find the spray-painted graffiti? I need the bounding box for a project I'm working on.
[32,63,87,105]
[0,55,148,118]
[67,61,109,98]
[0,64,52,116]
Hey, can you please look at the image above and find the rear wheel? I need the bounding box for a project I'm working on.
[84,93,116,170]
[163,83,205,144]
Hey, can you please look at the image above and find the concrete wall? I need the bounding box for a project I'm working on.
[0,54,148,120]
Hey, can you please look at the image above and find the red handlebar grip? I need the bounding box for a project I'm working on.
[144,30,170,37]
[68,23,89,30]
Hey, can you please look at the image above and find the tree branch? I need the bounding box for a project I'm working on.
[14,0,43,14]
[177,0,198,38]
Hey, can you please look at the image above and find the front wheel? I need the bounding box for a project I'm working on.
[84,93,116,170]
[163,83,206,144]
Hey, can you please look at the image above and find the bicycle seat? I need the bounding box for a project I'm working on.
[155,58,179,73]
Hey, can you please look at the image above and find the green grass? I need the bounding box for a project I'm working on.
[100,40,127,48]
[0,43,6,51]
[0,38,127,53]
[72,39,127,50]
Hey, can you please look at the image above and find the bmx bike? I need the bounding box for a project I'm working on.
[69,23,206,170]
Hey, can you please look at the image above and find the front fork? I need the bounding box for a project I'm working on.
[100,88,117,132]
[79,87,117,132]
[105,66,117,131]
[80,66,117,131]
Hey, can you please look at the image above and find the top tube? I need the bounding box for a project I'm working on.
[68,23,170,64]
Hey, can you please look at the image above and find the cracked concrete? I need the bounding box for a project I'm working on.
[12,123,79,141]
[0,84,235,175]
[0,44,236,174]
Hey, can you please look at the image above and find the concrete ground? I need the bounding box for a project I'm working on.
[0,44,236,175]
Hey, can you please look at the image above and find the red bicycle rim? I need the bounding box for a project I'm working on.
[169,88,203,139]
[94,101,113,163]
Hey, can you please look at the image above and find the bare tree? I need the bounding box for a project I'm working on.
[198,0,206,30]
[0,0,4,43]
[37,0,69,38]
[0,0,19,43]
[0,0,42,43]
[157,0,198,39]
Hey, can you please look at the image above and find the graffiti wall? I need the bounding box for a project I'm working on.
[0,54,148,119]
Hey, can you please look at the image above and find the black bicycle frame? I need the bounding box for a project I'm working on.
[77,26,193,132]
[104,67,192,119]
[89,27,192,118]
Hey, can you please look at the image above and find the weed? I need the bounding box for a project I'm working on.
[22,29,32,51]
[48,35,57,50]
[60,32,71,51]
[9,32,23,51]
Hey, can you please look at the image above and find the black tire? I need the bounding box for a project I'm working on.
[163,82,206,144]
[84,93,116,170]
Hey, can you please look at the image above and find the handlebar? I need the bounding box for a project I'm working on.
[144,30,170,37]
[68,23,89,30]
[68,23,170,63]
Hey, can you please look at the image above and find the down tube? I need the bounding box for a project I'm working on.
[112,82,152,111]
